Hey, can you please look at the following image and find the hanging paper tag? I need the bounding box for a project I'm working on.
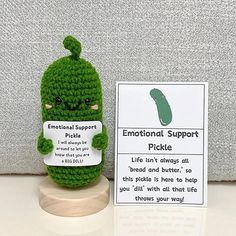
[43,121,102,166]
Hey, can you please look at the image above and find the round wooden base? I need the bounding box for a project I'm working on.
[39,175,110,217]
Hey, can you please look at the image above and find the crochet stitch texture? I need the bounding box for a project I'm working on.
[37,36,108,188]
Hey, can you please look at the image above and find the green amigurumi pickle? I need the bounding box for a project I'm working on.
[37,36,108,188]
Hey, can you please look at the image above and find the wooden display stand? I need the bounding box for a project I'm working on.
[39,175,110,217]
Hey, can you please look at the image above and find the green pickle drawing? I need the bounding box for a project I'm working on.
[150,88,172,126]
[37,36,108,188]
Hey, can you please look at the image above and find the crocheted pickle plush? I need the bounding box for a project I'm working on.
[37,36,108,188]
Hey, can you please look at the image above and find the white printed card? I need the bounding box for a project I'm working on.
[115,82,208,206]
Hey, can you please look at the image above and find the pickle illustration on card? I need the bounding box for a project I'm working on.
[150,88,172,126]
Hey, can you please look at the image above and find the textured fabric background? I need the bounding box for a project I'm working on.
[0,0,235,180]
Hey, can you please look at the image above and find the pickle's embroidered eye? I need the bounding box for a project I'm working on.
[84,98,91,105]
[55,96,62,105]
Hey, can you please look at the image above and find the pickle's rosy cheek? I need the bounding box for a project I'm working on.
[45,104,53,110]
[91,104,98,110]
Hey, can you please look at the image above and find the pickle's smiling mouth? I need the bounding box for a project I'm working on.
[64,101,80,111]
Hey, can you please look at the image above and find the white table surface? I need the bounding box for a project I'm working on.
[0,176,235,236]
